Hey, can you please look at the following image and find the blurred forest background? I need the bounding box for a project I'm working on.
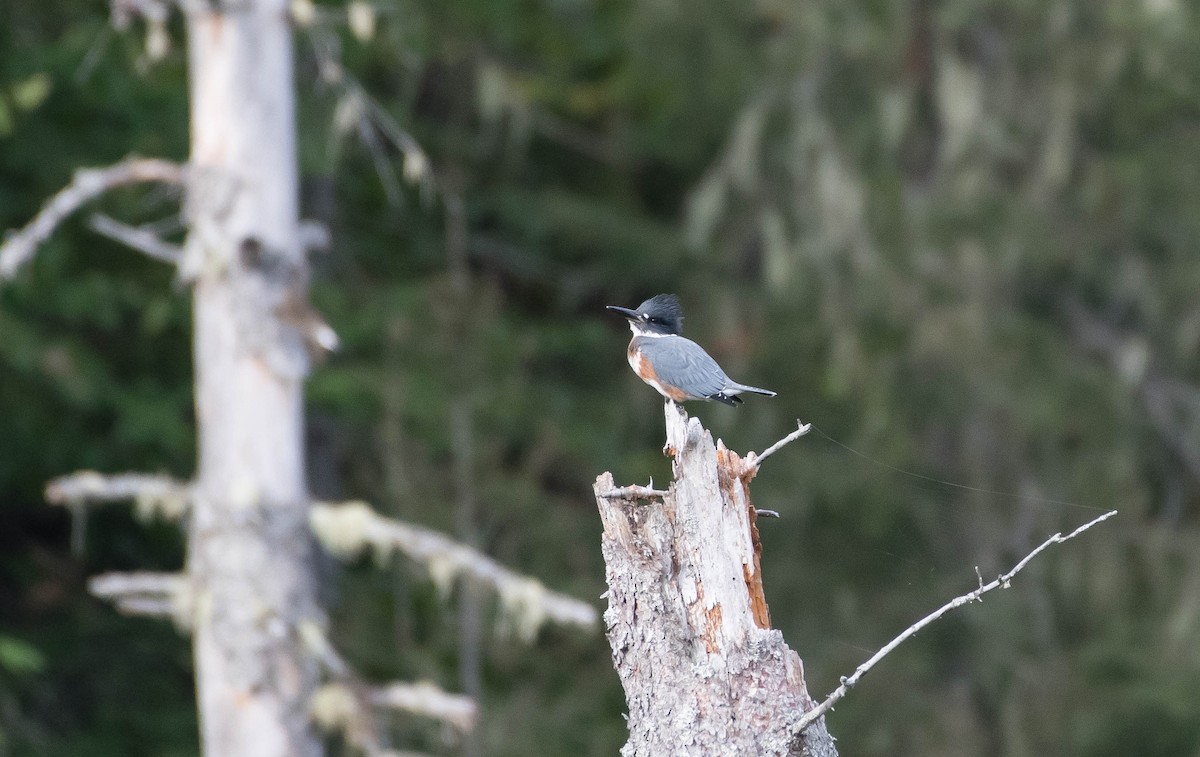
[3,0,1200,755]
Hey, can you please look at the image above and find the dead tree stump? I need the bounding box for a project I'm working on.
[594,402,837,757]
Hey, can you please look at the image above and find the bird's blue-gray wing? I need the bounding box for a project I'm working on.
[639,336,729,399]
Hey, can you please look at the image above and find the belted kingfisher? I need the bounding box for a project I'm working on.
[607,294,777,406]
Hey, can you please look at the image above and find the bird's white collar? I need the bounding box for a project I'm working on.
[628,322,669,337]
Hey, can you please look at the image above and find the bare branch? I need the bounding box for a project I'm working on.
[369,682,477,732]
[88,571,189,623]
[45,471,191,521]
[88,213,183,264]
[300,624,389,755]
[792,509,1118,735]
[299,621,353,678]
[310,502,599,637]
[748,420,812,469]
[0,157,185,278]
[598,481,670,500]
[300,621,477,753]
[309,682,469,757]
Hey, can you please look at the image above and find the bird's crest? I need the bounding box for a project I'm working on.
[637,293,684,334]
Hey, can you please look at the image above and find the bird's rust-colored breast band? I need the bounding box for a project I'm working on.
[628,345,689,402]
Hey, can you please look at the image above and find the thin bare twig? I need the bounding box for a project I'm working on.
[310,502,599,636]
[88,571,187,620]
[300,621,354,678]
[599,481,670,500]
[793,509,1118,735]
[0,157,185,278]
[89,213,183,264]
[749,420,812,469]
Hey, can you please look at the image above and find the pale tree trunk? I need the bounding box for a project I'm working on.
[185,3,321,755]
[594,403,837,757]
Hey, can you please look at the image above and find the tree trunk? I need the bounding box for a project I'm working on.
[185,3,321,755]
[594,402,837,757]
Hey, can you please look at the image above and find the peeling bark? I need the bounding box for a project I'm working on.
[594,403,837,757]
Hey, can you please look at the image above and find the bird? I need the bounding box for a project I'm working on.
[607,294,777,406]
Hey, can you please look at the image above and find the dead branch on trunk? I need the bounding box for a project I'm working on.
[301,621,476,756]
[310,501,599,638]
[88,213,183,264]
[45,470,191,521]
[748,420,813,469]
[792,508,1118,735]
[0,157,185,277]
[369,682,477,732]
[597,481,670,500]
[88,571,190,625]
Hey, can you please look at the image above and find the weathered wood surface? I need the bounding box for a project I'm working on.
[594,403,837,757]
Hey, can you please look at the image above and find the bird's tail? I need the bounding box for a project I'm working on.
[729,383,777,398]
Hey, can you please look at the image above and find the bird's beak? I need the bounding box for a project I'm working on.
[606,305,640,319]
